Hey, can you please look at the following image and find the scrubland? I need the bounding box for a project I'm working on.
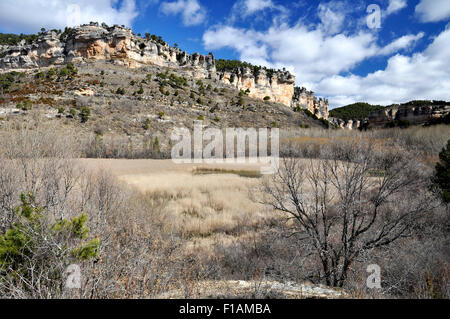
[0,122,448,298]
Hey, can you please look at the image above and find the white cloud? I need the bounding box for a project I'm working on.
[317,1,346,35]
[0,0,138,33]
[203,22,423,89]
[386,0,407,16]
[415,0,450,23]
[244,0,275,15]
[203,3,442,108]
[317,28,450,106]
[377,32,424,55]
[160,0,206,26]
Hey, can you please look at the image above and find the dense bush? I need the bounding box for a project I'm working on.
[433,139,450,203]
[330,102,385,121]
[0,32,38,45]
[215,59,276,78]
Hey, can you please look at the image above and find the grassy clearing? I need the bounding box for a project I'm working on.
[192,167,262,179]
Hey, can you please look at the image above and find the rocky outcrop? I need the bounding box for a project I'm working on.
[331,103,450,129]
[0,23,217,79]
[330,118,362,130]
[0,23,329,112]
[292,87,329,119]
[368,104,450,127]
[218,67,296,107]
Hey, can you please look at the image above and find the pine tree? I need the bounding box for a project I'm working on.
[433,140,450,203]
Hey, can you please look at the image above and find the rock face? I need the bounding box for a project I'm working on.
[292,87,329,119]
[329,118,363,130]
[218,67,296,107]
[0,24,217,79]
[368,104,450,127]
[0,23,329,112]
[331,103,450,129]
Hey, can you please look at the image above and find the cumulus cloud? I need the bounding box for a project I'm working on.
[386,0,407,16]
[415,0,450,23]
[160,0,206,26]
[203,21,424,92]
[242,0,275,15]
[202,0,448,108]
[317,1,347,35]
[227,0,289,26]
[0,0,139,33]
[316,27,450,106]
[377,32,424,55]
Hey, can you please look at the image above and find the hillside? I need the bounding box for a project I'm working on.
[0,60,331,157]
[329,102,384,121]
[330,100,450,129]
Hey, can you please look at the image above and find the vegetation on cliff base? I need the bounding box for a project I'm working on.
[0,33,38,46]
[331,100,450,121]
[215,59,276,78]
[330,102,384,121]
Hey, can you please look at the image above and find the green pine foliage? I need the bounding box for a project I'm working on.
[331,100,450,121]
[0,32,38,45]
[79,106,91,123]
[330,102,384,121]
[215,59,276,77]
[433,140,450,203]
[0,193,99,276]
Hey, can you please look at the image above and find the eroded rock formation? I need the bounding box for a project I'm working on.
[0,23,330,115]
[292,87,329,119]
[218,67,296,107]
[330,103,450,129]
[0,24,216,79]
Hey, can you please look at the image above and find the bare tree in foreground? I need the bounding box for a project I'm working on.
[262,140,439,287]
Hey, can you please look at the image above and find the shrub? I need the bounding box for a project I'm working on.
[59,63,78,77]
[433,139,450,203]
[0,193,99,293]
[116,88,126,95]
[143,118,151,130]
[79,106,91,123]
[18,100,32,111]
[263,96,271,101]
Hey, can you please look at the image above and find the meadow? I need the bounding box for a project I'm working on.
[0,122,448,298]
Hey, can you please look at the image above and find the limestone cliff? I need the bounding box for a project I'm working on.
[292,87,329,119]
[0,24,216,79]
[217,67,295,107]
[331,103,450,129]
[0,23,329,114]
[368,104,450,127]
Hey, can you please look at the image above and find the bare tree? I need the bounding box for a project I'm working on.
[261,139,438,287]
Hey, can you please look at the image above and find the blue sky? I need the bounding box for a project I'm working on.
[1,0,450,108]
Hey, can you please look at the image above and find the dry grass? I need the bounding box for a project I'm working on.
[193,167,262,178]
[78,159,271,243]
